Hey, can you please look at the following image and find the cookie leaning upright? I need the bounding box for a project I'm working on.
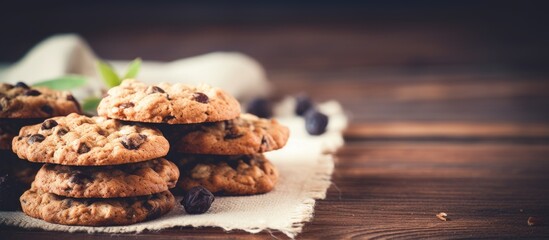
[12,113,169,166]
[97,79,241,124]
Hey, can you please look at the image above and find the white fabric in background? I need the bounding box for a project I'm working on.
[0,101,346,238]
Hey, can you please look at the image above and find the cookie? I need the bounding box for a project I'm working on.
[0,82,80,118]
[0,150,40,187]
[33,158,179,198]
[20,189,175,226]
[12,113,170,166]
[0,118,44,150]
[169,114,289,155]
[97,79,241,124]
[175,154,278,195]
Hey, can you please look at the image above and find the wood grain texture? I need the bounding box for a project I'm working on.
[2,4,549,238]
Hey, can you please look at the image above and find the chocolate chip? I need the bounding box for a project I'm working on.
[28,134,45,144]
[14,82,30,89]
[193,92,209,103]
[77,143,91,154]
[57,128,69,136]
[147,86,165,94]
[224,132,243,140]
[23,89,41,96]
[41,119,58,130]
[121,133,147,150]
[40,105,54,115]
[162,115,175,123]
[119,102,135,108]
[66,95,81,112]
[69,171,92,185]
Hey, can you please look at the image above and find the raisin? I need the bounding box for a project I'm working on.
[14,82,30,89]
[245,98,272,118]
[121,133,147,150]
[192,92,209,103]
[41,119,58,130]
[182,186,215,214]
[77,143,91,154]
[147,86,165,94]
[23,89,41,96]
[28,134,46,144]
[295,94,314,116]
[119,102,135,108]
[304,109,329,135]
[40,105,54,115]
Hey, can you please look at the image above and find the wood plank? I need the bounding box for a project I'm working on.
[345,122,549,139]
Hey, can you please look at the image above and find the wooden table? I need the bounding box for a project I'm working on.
[2,3,549,238]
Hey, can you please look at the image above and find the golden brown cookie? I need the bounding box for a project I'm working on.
[97,79,241,124]
[168,114,289,155]
[32,158,179,198]
[12,113,170,166]
[174,154,278,195]
[20,189,175,226]
[0,82,80,118]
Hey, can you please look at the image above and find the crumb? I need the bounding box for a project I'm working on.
[436,212,448,221]
[528,217,542,226]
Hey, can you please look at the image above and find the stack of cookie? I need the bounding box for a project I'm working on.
[97,79,289,196]
[12,113,178,226]
[0,82,80,210]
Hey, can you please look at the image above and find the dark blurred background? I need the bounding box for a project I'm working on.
[1,0,548,123]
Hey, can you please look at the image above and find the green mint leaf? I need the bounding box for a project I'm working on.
[97,60,121,88]
[123,58,142,80]
[82,96,102,112]
[32,75,87,90]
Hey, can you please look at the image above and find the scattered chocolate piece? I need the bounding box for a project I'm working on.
[436,212,448,221]
[69,171,92,185]
[304,109,329,135]
[162,115,175,123]
[295,94,314,116]
[528,217,543,226]
[121,133,147,150]
[193,92,209,103]
[246,98,272,118]
[41,119,58,130]
[28,134,46,144]
[14,82,30,89]
[182,186,215,214]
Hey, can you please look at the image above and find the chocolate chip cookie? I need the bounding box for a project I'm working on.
[174,154,278,195]
[97,79,241,124]
[33,158,179,198]
[12,113,170,166]
[20,189,175,226]
[0,82,80,118]
[169,114,289,155]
